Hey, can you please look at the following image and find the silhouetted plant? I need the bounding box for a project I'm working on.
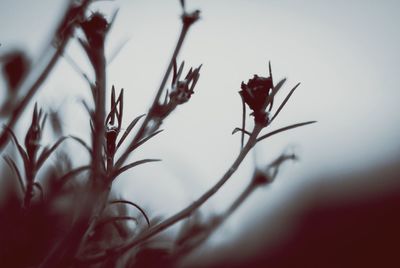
[0,0,315,267]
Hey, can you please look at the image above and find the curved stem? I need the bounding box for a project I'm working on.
[78,124,263,263]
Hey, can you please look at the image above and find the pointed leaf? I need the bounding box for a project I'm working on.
[256,121,317,143]
[3,125,29,169]
[106,89,123,126]
[270,78,287,98]
[116,114,146,149]
[180,0,186,10]
[232,127,251,136]
[172,59,178,85]
[108,37,131,65]
[113,159,161,179]
[69,135,92,154]
[62,52,93,87]
[268,78,286,112]
[33,182,44,201]
[185,67,193,80]
[127,129,163,153]
[118,89,124,127]
[41,113,48,131]
[33,103,38,125]
[270,83,300,123]
[190,72,200,92]
[107,8,120,34]
[111,85,116,125]
[58,165,90,186]
[3,155,25,193]
[240,97,246,150]
[268,61,273,83]
[176,61,185,83]
[36,136,69,171]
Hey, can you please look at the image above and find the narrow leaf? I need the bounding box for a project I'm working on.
[268,78,286,112]
[172,59,178,85]
[106,8,120,34]
[108,37,131,65]
[106,89,123,126]
[69,135,92,154]
[190,72,200,92]
[270,83,300,123]
[232,127,251,136]
[256,121,317,143]
[116,114,146,149]
[111,85,116,125]
[118,89,124,127]
[270,78,287,98]
[240,97,246,149]
[3,125,29,169]
[180,0,186,10]
[268,61,273,83]
[113,159,161,179]
[58,165,90,186]
[33,182,44,201]
[62,52,93,87]
[36,136,68,171]
[3,155,25,194]
[176,61,185,83]
[126,129,163,153]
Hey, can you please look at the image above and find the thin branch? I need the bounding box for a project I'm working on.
[115,15,197,170]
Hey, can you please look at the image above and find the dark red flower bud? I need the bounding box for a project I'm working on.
[1,50,30,90]
[80,12,108,49]
[239,74,273,126]
[24,104,45,161]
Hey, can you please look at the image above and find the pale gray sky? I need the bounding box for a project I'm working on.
[1,0,400,260]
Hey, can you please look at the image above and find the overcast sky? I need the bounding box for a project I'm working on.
[1,0,400,260]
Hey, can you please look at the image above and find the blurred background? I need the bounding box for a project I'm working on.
[1,0,399,267]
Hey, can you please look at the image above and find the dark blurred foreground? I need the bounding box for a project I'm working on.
[189,160,400,268]
[1,158,399,268]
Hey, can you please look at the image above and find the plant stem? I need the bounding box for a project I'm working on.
[78,124,263,263]
[115,23,191,169]
[77,37,109,253]
[172,176,258,260]
[91,48,107,186]
[0,0,90,152]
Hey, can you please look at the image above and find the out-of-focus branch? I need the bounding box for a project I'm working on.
[0,0,91,152]
[172,152,298,260]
